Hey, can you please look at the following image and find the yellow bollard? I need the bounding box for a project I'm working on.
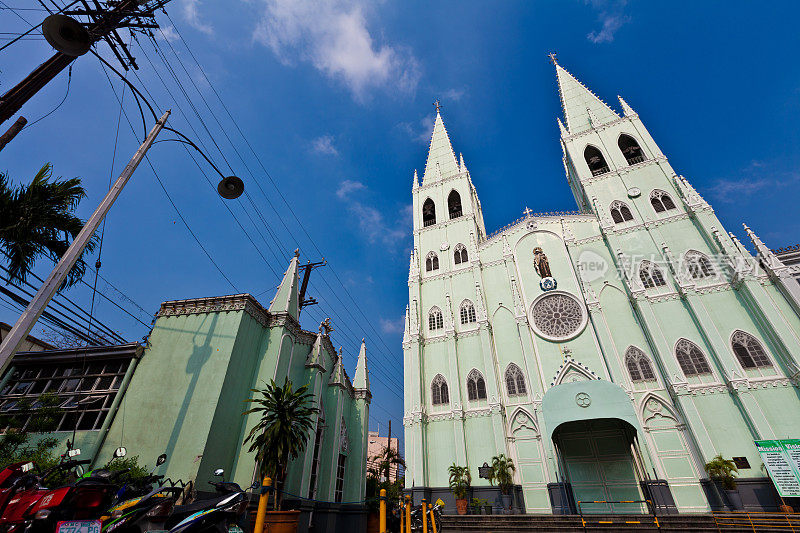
[379,489,387,533]
[253,476,272,533]
[422,499,428,533]
[429,502,438,533]
[405,495,411,533]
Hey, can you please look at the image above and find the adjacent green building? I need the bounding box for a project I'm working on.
[403,60,800,514]
[1,251,371,531]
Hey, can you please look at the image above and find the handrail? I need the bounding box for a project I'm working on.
[576,499,659,531]
[712,510,800,532]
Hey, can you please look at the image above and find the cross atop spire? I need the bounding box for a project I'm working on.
[433,99,442,114]
[547,51,558,65]
[523,206,533,217]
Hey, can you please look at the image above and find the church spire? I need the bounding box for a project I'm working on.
[353,339,370,392]
[423,104,460,184]
[553,59,619,135]
[268,249,300,320]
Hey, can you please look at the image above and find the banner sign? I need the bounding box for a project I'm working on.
[755,439,800,497]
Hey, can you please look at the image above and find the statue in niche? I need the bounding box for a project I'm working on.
[533,247,552,278]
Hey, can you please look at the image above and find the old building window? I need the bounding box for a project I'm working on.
[425,251,439,272]
[675,339,712,376]
[625,347,656,382]
[639,261,666,289]
[0,358,132,433]
[584,145,610,176]
[650,189,676,213]
[431,374,449,405]
[334,453,346,502]
[428,307,443,331]
[460,300,476,325]
[505,364,527,396]
[453,244,468,265]
[466,369,487,401]
[307,419,324,499]
[532,293,584,340]
[448,190,463,219]
[618,134,646,165]
[422,198,436,227]
[731,331,771,369]
[685,251,715,280]
[610,200,634,223]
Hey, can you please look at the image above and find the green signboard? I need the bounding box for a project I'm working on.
[755,439,800,497]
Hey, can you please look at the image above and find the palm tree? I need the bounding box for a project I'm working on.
[490,454,516,495]
[243,378,318,510]
[0,164,96,289]
[370,444,405,482]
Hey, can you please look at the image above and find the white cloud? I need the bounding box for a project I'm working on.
[335,180,409,248]
[441,88,466,101]
[380,316,405,334]
[182,0,214,36]
[336,179,366,199]
[157,26,180,42]
[585,0,629,44]
[705,161,800,203]
[397,114,434,144]
[311,135,339,156]
[251,0,420,101]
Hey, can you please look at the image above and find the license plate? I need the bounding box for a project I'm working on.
[57,521,102,533]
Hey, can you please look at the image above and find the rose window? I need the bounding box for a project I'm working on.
[531,293,584,339]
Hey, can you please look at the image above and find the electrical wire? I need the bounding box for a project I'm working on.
[23,64,72,129]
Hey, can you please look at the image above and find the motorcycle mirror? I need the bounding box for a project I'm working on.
[21,462,33,473]
[213,468,224,477]
[156,454,167,466]
[113,447,127,458]
[68,449,81,457]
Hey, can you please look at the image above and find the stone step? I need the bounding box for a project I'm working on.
[438,514,734,532]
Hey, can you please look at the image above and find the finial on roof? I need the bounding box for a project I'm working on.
[434,99,442,114]
[618,95,635,116]
[547,51,558,65]
[294,248,300,257]
[413,169,419,189]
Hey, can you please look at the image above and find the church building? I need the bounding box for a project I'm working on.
[402,59,800,514]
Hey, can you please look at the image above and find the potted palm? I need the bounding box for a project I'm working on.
[244,378,318,532]
[705,455,741,511]
[490,454,516,514]
[448,463,472,515]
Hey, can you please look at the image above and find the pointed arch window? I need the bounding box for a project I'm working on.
[431,374,449,405]
[453,244,468,265]
[685,251,715,279]
[650,189,677,213]
[625,347,656,382]
[425,251,439,272]
[731,331,771,369]
[639,261,667,289]
[460,300,476,325]
[466,369,487,401]
[584,145,610,176]
[422,198,436,227]
[610,200,634,223]
[428,307,443,331]
[448,190,463,219]
[618,134,646,165]
[675,339,712,376]
[505,364,527,396]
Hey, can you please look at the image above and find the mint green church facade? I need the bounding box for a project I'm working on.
[402,61,800,514]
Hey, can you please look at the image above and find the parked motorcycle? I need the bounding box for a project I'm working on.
[165,469,247,533]
[0,447,91,532]
[12,446,129,533]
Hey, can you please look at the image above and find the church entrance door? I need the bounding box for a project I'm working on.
[554,418,644,514]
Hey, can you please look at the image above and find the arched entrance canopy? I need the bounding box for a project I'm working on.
[541,380,643,440]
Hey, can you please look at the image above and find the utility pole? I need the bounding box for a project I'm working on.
[387,420,392,482]
[0,110,170,375]
[298,258,326,315]
[0,0,167,126]
[0,117,27,152]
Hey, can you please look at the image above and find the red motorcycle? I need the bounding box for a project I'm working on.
[0,462,35,516]
[0,456,91,532]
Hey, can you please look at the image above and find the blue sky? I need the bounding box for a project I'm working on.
[2,0,800,449]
